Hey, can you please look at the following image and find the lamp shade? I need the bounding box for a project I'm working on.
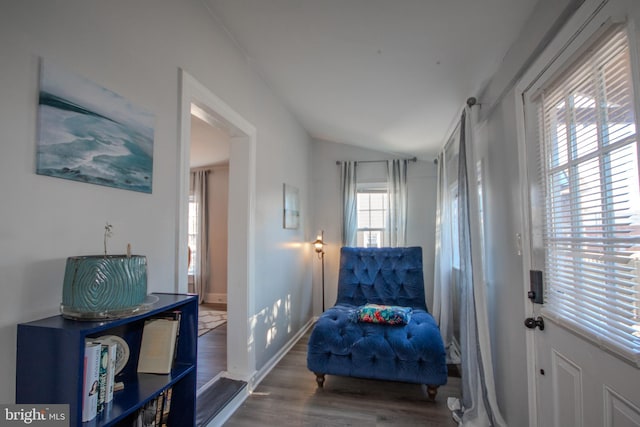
[313,238,324,253]
[313,232,325,253]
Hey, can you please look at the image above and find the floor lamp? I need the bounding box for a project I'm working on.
[313,231,326,312]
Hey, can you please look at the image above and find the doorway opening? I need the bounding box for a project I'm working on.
[178,70,257,390]
[188,107,231,389]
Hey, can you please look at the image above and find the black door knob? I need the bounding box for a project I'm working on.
[524,316,545,330]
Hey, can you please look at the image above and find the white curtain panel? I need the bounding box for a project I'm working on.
[340,161,358,247]
[386,159,408,247]
[432,149,457,362]
[190,169,210,304]
[449,107,506,427]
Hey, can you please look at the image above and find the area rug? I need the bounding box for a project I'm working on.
[198,307,227,337]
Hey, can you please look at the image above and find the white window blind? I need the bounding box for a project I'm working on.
[538,26,640,365]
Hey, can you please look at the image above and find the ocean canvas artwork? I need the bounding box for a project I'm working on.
[37,60,154,193]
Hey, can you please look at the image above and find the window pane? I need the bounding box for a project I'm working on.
[603,48,636,146]
[370,210,384,228]
[357,210,370,228]
[358,193,370,210]
[370,193,384,210]
[549,101,569,167]
[357,230,385,248]
[575,158,602,233]
[609,144,640,228]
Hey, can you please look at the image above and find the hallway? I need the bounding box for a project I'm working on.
[197,305,227,390]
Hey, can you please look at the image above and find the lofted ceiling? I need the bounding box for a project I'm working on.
[205,0,537,159]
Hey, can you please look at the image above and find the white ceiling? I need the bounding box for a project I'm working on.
[205,0,537,159]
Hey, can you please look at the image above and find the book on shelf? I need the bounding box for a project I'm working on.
[96,343,108,414]
[137,316,180,374]
[82,341,101,422]
[155,389,170,426]
[93,337,117,403]
[166,310,181,366]
[131,388,171,427]
[161,387,172,426]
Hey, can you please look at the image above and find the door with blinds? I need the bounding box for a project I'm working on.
[521,2,640,426]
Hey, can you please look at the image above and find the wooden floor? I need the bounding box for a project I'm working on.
[224,329,460,426]
[197,304,227,390]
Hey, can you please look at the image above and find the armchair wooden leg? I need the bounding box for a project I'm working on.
[426,385,438,400]
[314,373,325,388]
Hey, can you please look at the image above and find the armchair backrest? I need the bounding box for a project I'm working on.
[335,246,427,311]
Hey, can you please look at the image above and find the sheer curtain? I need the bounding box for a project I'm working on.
[190,169,210,304]
[448,106,506,427]
[432,144,459,364]
[387,159,408,247]
[340,161,358,246]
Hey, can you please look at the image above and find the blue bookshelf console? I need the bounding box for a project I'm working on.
[16,293,198,426]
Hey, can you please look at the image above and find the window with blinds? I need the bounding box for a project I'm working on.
[538,26,640,364]
[356,186,388,248]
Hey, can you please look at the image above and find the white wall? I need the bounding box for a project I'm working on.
[310,138,438,314]
[0,0,313,403]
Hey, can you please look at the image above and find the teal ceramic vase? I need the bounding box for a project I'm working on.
[61,255,148,319]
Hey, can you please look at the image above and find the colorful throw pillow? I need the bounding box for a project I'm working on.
[356,304,412,325]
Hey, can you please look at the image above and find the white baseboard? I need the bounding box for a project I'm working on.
[205,293,227,304]
[250,317,316,389]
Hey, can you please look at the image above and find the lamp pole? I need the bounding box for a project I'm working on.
[321,246,325,312]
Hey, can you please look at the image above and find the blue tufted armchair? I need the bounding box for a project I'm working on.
[307,246,447,399]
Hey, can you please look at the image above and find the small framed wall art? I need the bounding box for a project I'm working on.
[283,183,300,229]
